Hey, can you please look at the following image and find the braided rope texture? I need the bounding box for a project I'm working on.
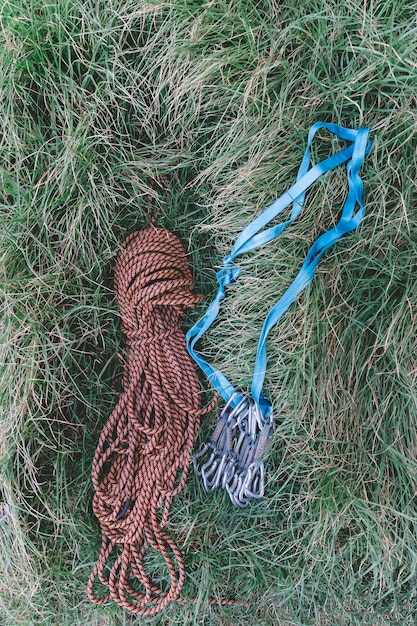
[88,226,206,615]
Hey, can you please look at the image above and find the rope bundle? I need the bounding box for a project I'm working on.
[88,226,207,615]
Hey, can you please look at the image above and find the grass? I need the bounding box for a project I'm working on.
[0,0,416,624]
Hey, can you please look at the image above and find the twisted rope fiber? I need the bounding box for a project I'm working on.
[88,226,215,615]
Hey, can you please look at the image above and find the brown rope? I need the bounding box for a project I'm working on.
[88,225,215,615]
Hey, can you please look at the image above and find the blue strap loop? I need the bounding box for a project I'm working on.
[186,123,372,417]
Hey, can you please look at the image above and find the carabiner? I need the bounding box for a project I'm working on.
[194,440,216,475]
[220,453,239,490]
[202,451,229,492]
[241,462,265,500]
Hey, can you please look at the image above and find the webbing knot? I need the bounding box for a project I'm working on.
[216,265,242,288]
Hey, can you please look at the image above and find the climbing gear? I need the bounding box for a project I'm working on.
[187,122,372,507]
[194,393,273,507]
[88,226,213,615]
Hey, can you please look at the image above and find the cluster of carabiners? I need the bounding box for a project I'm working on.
[194,394,274,508]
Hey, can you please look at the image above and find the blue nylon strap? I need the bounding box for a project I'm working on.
[226,123,361,260]
[186,123,372,415]
[186,265,243,405]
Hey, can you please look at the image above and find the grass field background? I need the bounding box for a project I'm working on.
[1,0,416,624]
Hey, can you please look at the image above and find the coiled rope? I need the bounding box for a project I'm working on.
[88,226,211,615]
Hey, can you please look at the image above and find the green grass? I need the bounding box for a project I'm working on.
[1,0,416,624]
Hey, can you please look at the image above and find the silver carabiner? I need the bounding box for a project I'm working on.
[220,453,239,490]
[231,429,246,458]
[226,470,248,508]
[241,461,265,500]
[224,396,249,430]
[246,402,263,437]
[239,435,257,468]
[224,459,265,507]
[201,454,221,492]
[202,451,229,492]
[194,440,216,475]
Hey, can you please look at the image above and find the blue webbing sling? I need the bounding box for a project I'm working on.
[186,122,372,507]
